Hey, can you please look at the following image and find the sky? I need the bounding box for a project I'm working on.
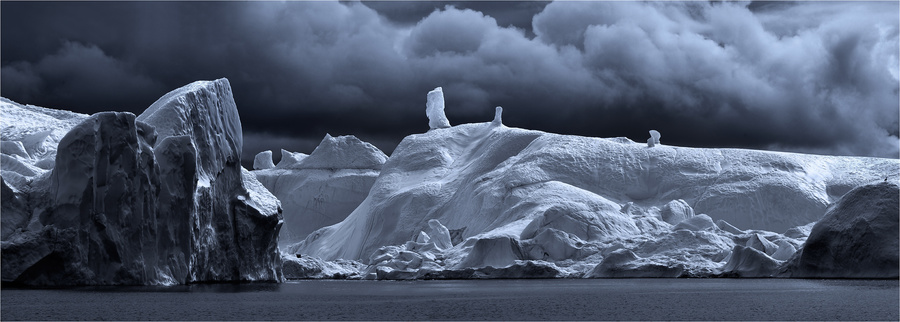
[2,1,898,168]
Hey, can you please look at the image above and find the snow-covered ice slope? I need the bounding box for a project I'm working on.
[253,134,387,247]
[292,118,898,278]
[787,182,899,278]
[0,99,88,240]
[0,97,89,175]
[0,79,283,285]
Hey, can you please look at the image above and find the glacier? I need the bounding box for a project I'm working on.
[279,93,898,279]
[0,79,283,285]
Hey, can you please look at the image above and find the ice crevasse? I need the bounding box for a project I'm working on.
[0,79,283,285]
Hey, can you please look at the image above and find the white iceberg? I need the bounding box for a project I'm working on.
[787,182,899,278]
[288,107,897,278]
[0,99,89,240]
[253,134,387,247]
[0,79,283,285]
[254,150,276,170]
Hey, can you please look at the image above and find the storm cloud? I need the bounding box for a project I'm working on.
[1,1,897,166]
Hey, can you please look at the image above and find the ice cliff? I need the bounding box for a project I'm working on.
[287,111,898,279]
[1,79,283,285]
[252,134,387,247]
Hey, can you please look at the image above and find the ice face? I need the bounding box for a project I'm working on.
[288,120,898,279]
[254,150,276,170]
[252,135,386,247]
[0,79,283,285]
[275,149,308,169]
[426,87,451,130]
[137,79,282,284]
[789,182,899,278]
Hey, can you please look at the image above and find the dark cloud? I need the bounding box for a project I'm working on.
[1,0,897,170]
[1,41,165,112]
[362,1,550,37]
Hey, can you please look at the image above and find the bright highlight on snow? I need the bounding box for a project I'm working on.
[1,81,897,285]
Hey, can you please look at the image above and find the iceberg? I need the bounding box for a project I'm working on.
[254,150,276,170]
[287,95,897,278]
[252,134,387,247]
[0,98,89,240]
[3,83,897,281]
[275,149,308,169]
[0,79,283,285]
[787,182,899,278]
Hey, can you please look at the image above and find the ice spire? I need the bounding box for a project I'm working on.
[492,106,503,126]
[426,87,451,130]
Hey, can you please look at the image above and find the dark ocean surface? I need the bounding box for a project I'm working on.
[2,279,897,320]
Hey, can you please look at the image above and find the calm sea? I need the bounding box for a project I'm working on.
[2,279,897,320]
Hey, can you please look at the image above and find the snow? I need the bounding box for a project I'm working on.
[286,109,897,279]
[426,87,451,130]
[0,79,283,285]
[252,135,386,247]
[787,182,899,278]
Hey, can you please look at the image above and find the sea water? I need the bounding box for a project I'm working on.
[2,279,897,320]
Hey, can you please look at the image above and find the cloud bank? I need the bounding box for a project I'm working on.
[1,1,897,165]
